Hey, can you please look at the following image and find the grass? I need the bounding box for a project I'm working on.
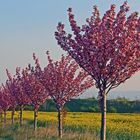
[0,111,140,140]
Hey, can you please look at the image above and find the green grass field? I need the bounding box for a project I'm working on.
[0,111,140,140]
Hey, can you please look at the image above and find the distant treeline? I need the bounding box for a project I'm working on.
[24,97,140,113]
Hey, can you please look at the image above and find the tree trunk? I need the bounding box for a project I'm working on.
[4,110,6,123]
[19,105,23,126]
[11,107,15,124]
[34,109,38,131]
[0,112,2,122]
[58,107,63,138]
[100,94,107,140]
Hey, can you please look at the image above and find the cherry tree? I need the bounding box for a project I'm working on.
[6,68,31,126]
[2,83,17,124]
[21,68,49,130]
[0,86,11,123]
[55,2,140,140]
[33,52,94,138]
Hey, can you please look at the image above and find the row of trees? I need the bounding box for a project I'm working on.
[0,52,93,138]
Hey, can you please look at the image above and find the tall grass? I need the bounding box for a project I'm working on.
[0,120,98,140]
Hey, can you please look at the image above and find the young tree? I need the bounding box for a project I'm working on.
[55,2,140,140]
[0,86,11,123]
[21,68,49,130]
[6,68,31,126]
[2,83,17,124]
[33,52,94,138]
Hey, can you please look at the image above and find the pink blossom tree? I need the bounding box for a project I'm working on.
[33,52,94,138]
[21,68,49,130]
[6,68,31,126]
[55,2,140,140]
[0,86,11,123]
[2,83,17,124]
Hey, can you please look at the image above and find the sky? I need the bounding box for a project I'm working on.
[0,0,140,99]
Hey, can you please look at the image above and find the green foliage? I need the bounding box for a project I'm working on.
[108,107,117,113]
[44,98,140,113]
[21,98,140,113]
[24,105,34,111]
[107,98,140,113]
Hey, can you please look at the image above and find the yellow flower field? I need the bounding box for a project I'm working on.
[4,111,140,140]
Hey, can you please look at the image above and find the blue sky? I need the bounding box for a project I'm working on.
[0,0,140,99]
